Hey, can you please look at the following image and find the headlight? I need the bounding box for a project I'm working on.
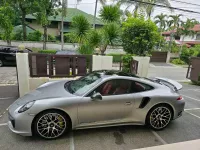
[18,101,35,113]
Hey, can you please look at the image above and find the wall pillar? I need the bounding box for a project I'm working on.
[133,56,150,77]
[92,55,113,71]
[16,53,30,97]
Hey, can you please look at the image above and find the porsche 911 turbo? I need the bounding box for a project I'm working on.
[8,70,185,139]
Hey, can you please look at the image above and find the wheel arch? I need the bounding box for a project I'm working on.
[31,108,72,135]
[145,102,175,124]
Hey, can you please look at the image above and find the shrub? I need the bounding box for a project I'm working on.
[12,29,23,41]
[38,50,57,54]
[122,17,160,56]
[122,54,133,73]
[48,34,55,42]
[107,53,122,63]
[171,58,185,65]
[78,43,94,55]
[27,30,42,41]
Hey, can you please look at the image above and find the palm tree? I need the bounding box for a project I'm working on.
[116,0,171,18]
[154,13,167,32]
[70,15,90,44]
[168,14,182,30]
[178,18,196,53]
[99,5,121,23]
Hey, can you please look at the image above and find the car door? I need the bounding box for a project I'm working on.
[78,79,135,125]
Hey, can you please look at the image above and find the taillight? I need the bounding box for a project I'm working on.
[177,96,182,100]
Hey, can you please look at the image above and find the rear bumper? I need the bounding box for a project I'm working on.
[173,99,185,120]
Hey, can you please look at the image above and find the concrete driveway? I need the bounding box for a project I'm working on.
[0,67,17,85]
[0,83,200,150]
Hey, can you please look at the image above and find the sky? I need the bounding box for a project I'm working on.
[68,0,200,21]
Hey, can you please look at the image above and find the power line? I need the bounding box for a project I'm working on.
[170,0,200,7]
[129,0,200,15]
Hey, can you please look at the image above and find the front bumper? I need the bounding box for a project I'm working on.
[8,110,34,136]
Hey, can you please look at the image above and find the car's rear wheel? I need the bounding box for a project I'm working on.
[0,60,3,67]
[33,110,70,139]
[147,104,172,130]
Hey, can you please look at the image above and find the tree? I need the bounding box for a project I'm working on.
[99,5,121,23]
[154,13,167,49]
[69,15,90,44]
[178,18,196,53]
[0,3,15,45]
[168,14,182,30]
[122,17,160,55]
[14,0,34,41]
[33,0,61,50]
[61,0,67,50]
[145,0,171,19]
[117,0,171,18]
[154,13,167,32]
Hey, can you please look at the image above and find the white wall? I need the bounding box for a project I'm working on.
[132,56,150,77]
[180,35,197,41]
[92,55,113,71]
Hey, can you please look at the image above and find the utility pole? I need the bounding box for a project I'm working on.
[61,0,67,51]
[93,0,98,29]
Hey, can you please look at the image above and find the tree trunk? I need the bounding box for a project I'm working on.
[61,13,64,50]
[7,40,11,46]
[43,26,47,50]
[180,36,185,54]
[22,11,27,41]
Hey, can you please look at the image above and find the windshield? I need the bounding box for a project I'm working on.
[66,73,101,96]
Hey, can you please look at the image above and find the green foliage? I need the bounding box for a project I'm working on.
[27,30,42,41]
[12,29,23,41]
[122,54,133,73]
[70,15,91,44]
[64,33,77,43]
[38,50,57,54]
[180,45,200,64]
[107,53,122,63]
[122,17,160,56]
[78,43,94,55]
[171,58,185,65]
[154,13,168,32]
[87,30,102,47]
[0,3,15,45]
[99,5,121,23]
[171,42,179,53]
[48,34,55,41]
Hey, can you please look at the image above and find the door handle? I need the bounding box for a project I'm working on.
[125,102,132,105]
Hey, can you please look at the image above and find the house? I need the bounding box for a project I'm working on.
[25,8,104,38]
[162,24,200,47]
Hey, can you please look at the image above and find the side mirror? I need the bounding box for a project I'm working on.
[91,92,102,101]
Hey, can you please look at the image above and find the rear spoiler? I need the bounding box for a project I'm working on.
[152,77,183,91]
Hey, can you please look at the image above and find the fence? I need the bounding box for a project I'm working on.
[187,57,200,81]
[150,52,168,62]
[29,53,92,78]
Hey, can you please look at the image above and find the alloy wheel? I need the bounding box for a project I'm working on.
[37,113,67,139]
[150,107,171,129]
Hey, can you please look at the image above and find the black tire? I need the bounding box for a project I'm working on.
[33,110,70,139]
[0,60,3,67]
[146,104,172,130]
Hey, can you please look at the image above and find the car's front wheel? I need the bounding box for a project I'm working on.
[33,110,70,139]
[0,60,3,67]
[146,104,172,130]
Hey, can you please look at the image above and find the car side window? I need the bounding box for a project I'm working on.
[130,81,153,93]
[88,79,132,96]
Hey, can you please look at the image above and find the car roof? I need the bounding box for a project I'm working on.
[92,70,163,88]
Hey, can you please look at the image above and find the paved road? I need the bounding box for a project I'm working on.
[0,84,200,150]
[148,64,188,81]
[0,67,17,85]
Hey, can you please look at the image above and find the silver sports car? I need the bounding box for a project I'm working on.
[8,70,185,139]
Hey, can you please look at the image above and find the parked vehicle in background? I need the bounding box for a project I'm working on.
[0,46,32,67]
[56,50,79,55]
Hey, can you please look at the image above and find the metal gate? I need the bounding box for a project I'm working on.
[187,57,200,81]
[150,52,168,62]
[130,60,139,74]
